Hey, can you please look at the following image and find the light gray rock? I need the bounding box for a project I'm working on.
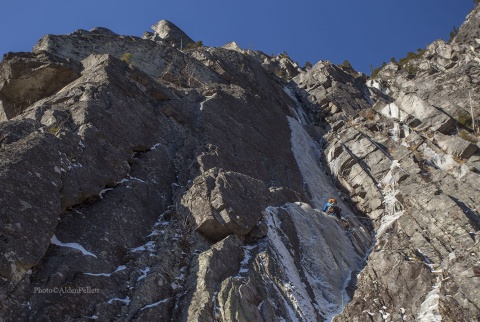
[151,20,194,48]
[395,93,455,133]
[453,4,480,48]
[434,132,479,159]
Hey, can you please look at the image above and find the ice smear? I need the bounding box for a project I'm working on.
[154,210,173,227]
[115,174,147,186]
[265,207,318,321]
[51,235,97,258]
[266,204,365,321]
[236,245,256,276]
[390,122,401,142]
[287,116,328,208]
[283,87,309,124]
[269,204,366,321]
[377,160,405,237]
[286,116,371,320]
[422,144,468,178]
[417,277,442,322]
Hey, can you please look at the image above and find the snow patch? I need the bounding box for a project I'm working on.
[99,188,113,199]
[130,241,156,253]
[128,175,146,183]
[83,315,98,320]
[51,235,97,258]
[366,79,393,95]
[84,265,126,277]
[171,281,181,290]
[150,143,162,150]
[137,267,150,281]
[140,298,170,311]
[199,93,217,111]
[115,174,147,185]
[84,272,110,277]
[107,296,130,305]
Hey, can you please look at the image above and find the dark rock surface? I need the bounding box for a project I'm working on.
[0,10,479,321]
[0,51,82,120]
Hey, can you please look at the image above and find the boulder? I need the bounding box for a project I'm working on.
[180,168,269,241]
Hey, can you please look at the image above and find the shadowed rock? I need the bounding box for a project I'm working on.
[0,51,82,120]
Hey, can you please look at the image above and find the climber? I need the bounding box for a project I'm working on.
[322,198,336,212]
[323,198,342,221]
[324,198,351,230]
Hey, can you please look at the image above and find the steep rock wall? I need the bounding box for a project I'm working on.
[0,21,374,321]
[0,6,479,321]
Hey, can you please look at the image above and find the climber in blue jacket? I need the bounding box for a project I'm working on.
[323,198,336,212]
[324,198,350,230]
[323,198,342,220]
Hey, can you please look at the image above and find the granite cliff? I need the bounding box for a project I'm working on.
[0,7,479,322]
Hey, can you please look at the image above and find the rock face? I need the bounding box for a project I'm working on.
[0,10,479,322]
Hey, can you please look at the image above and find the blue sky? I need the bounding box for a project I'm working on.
[0,0,475,74]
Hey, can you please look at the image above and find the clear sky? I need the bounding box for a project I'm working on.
[0,0,476,75]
